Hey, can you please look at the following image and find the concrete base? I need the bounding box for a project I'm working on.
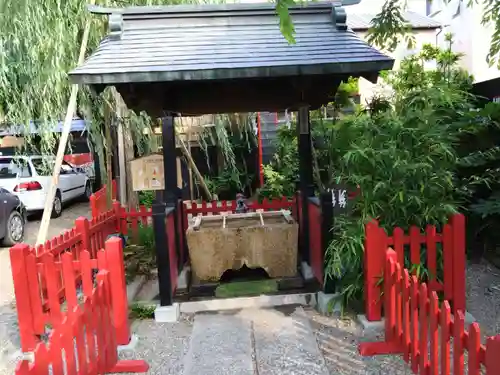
[9,350,33,362]
[301,261,315,281]
[357,310,475,331]
[316,292,341,315]
[117,334,139,352]
[179,293,314,314]
[154,303,180,323]
[177,266,190,291]
[357,314,385,331]
[126,275,147,304]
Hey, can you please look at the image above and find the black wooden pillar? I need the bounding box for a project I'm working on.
[297,106,314,263]
[160,115,183,273]
[152,202,172,306]
[162,115,178,205]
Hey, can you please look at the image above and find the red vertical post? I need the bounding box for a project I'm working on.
[75,217,91,255]
[468,323,481,375]
[104,237,130,346]
[257,112,264,187]
[113,201,123,234]
[485,335,500,375]
[442,223,454,301]
[419,283,429,373]
[90,194,98,218]
[384,250,397,342]
[441,301,451,375]
[112,179,117,200]
[429,292,439,375]
[453,311,465,375]
[450,214,466,313]
[10,244,37,352]
[364,220,385,321]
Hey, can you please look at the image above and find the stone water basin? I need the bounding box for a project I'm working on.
[186,210,298,282]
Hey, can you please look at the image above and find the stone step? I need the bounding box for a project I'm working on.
[183,307,329,375]
[182,313,254,375]
[251,307,330,375]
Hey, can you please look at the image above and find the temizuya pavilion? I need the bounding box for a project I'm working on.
[69,0,393,317]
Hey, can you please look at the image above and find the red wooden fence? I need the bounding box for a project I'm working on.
[90,180,117,217]
[11,237,129,352]
[15,270,148,375]
[182,196,297,232]
[364,214,466,322]
[359,248,500,374]
[113,202,152,243]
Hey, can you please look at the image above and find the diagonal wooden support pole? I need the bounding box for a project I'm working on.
[36,0,96,246]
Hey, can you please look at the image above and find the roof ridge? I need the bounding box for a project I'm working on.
[98,1,354,40]
[87,1,342,16]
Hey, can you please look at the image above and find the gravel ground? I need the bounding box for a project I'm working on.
[0,202,90,375]
[119,316,194,375]
[465,261,500,337]
[305,309,413,375]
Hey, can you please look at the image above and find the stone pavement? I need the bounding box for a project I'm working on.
[121,306,413,375]
[183,307,330,375]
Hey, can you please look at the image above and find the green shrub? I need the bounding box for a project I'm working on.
[138,191,155,208]
[324,43,475,309]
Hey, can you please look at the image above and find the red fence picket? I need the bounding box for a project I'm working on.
[90,180,117,217]
[359,248,500,375]
[10,237,130,352]
[123,204,153,243]
[364,214,466,321]
[15,270,148,375]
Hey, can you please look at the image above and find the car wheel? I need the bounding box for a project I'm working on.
[82,181,92,202]
[51,191,62,218]
[1,211,25,246]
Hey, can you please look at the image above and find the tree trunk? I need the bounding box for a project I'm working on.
[103,101,113,207]
[124,119,138,210]
[112,87,138,209]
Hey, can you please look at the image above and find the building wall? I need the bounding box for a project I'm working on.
[356,29,438,104]
[430,0,500,83]
[348,0,429,14]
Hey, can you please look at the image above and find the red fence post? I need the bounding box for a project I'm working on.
[75,217,91,253]
[10,244,37,352]
[111,180,117,200]
[90,194,98,218]
[364,219,386,321]
[450,213,466,313]
[485,335,500,375]
[384,249,397,342]
[112,201,124,235]
[104,237,130,346]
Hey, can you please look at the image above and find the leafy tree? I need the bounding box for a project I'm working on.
[0,0,209,193]
[260,42,475,309]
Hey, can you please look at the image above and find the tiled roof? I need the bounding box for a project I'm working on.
[69,2,393,85]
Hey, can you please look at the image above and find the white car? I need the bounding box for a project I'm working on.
[0,155,91,217]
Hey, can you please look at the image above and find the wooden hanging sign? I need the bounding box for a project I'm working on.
[130,154,165,191]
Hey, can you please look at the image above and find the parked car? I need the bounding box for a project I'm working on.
[0,187,26,246]
[0,155,91,218]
